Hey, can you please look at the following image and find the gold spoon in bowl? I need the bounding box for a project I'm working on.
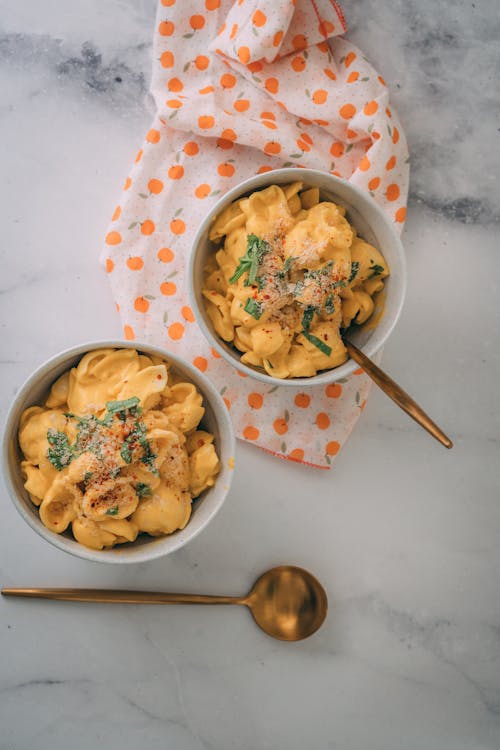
[343,338,453,449]
[1,565,328,642]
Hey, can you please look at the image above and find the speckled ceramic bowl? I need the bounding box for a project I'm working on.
[2,341,236,564]
[188,168,406,386]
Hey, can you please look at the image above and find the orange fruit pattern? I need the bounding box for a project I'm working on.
[103,2,407,469]
[193,356,208,372]
[105,231,121,246]
[243,426,259,441]
[148,178,163,194]
[134,296,150,313]
[195,183,211,198]
[248,393,264,409]
[182,306,195,322]
[158,247,174,263]
[160,281,177,296]
[126,257,144,271]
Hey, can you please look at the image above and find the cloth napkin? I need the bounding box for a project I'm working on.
[101,0,409,469]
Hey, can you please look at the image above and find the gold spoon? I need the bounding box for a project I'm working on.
[1,565,328,642]
[344,339,453,449]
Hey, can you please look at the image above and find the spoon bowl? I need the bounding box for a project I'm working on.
[244,566,328,641]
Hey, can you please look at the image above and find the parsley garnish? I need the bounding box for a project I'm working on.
[136,482,152,498]
[304,261,334,281]
[106,396,140,413]
[277,256,295,279]
[293,279,305,297]
[132,421,158,475]
[120,441,133,464]
[73,415,108,458]
[120,419,158,475]
[52,396,157,477]
[141,443,158,475]
[106,396,141,420]
[47,429,73,471]
[229,234,270,285]
[324,295,335,314]
[302,331,332,357]
[348,261,360,283]
[245,275,264,290]
[298,298,332,356]
[301,305,317,332]
[368,263,384,278]
[83,471,93,483]
[244,297,263,320]
[105,507,119,516]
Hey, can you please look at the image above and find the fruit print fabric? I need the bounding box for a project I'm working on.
[101,0,409,470]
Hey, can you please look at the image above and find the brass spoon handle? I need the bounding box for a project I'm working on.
[344,339,453,449]
[1,588,244,605]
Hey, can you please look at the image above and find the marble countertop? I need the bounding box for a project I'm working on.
[1,2,499,748]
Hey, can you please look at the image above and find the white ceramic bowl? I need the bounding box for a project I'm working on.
[188,168,406,386]
[2,341,236,564]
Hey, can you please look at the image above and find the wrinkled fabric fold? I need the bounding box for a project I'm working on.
[101,0,409,469]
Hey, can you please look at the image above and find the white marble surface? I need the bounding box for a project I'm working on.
[1,2,499,748]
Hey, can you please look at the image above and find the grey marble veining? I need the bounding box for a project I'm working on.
[1,2,499,749]
[348,0,500,224]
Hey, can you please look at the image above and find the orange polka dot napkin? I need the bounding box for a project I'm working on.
[101,0,409,470]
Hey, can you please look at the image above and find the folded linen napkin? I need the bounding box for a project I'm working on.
[101,0,409,469]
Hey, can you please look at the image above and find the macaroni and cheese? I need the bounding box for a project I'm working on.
[18,348,220,550]
[203,182,389,378]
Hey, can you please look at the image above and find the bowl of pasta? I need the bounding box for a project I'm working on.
[188,168,406,385]
[3,342,235,563]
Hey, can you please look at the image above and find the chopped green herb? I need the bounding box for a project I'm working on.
[247,236,269,285]
[302,331,332,357]
[120,441,133,464]
[106,396,141,414]
[301,305,317,332]
[368,263,384,278]
[47,429,74,471]
[304,261,334,281]
[118,418,158,475]
[136,482,152,499]
[73,415,108,458]
[332,279,347,289]
[105,507,119,516]
[229,234,270,285]
[265,359,274,369]
[59,395,158,479]
[141,443,159,475]
[277,256,295,279]
[244,275,264,290]
[293,279,305,297]
[244,297,263,320]
[324,295,335,314]
[83,471,93,483]
[348,261,360,283]
[123,419,158,475]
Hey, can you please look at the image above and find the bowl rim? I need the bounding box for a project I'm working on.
[188,167,407,387]
[2,339,236,564]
